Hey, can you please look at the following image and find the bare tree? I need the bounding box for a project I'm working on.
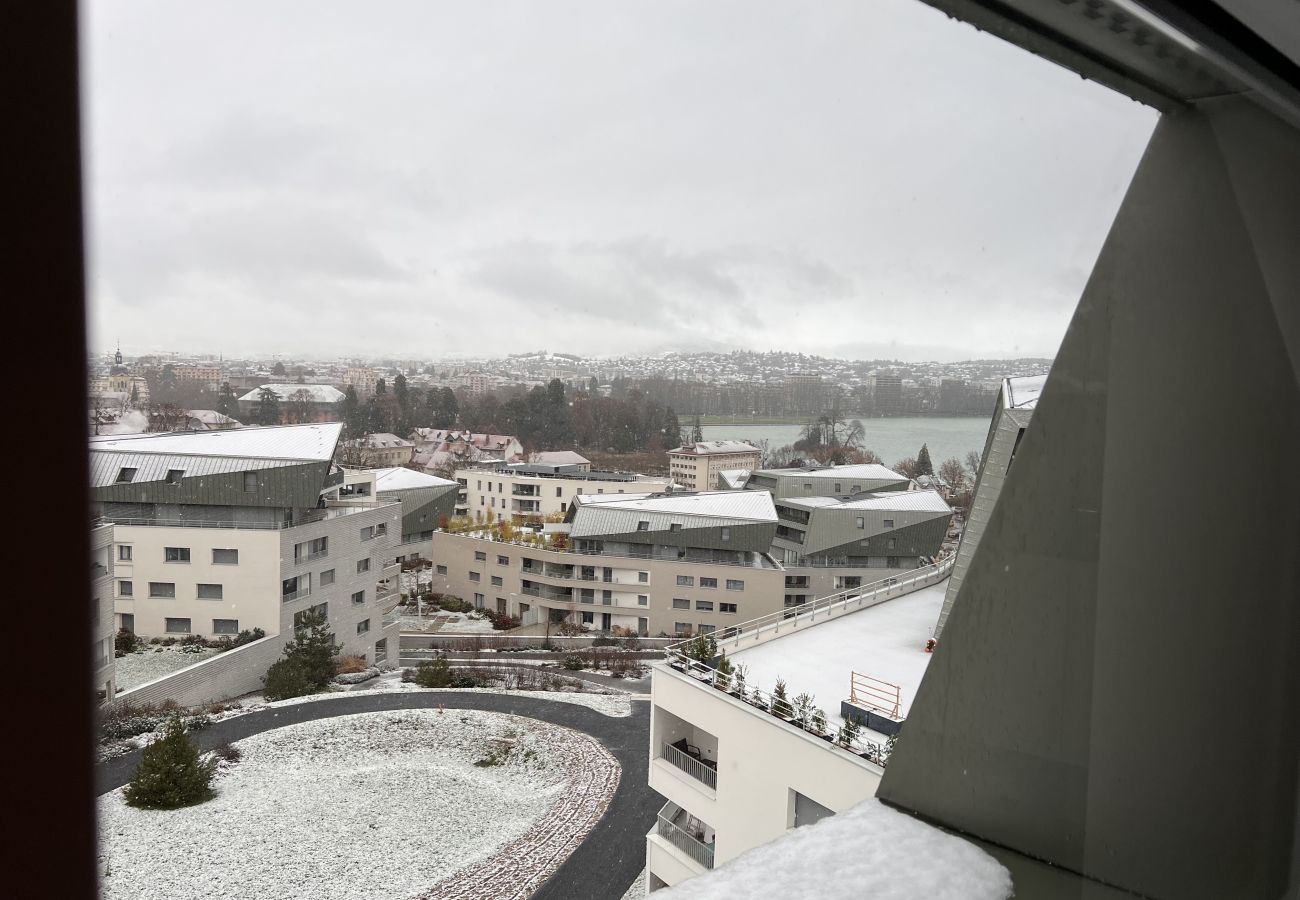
[939,457,967,494]
[286,388,315,424]
[894,457,920,479]
[965,450,982,473]
[89,395,118,435]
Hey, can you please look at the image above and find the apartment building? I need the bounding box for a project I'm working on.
[332,467,458,563]
[91,522,116,702]
[91,424,401,663]
[743,462,910,500]
[236,384,346,423]
[668,441,762,491]
[347,432,415,467]
[454,463,673,522]
[427,491,782,636]
[174,365,222,387]
[343,366,379,397]
[645,567,952,891]
[410,429,524,473]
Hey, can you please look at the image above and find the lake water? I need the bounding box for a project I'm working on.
[701,417,991,469]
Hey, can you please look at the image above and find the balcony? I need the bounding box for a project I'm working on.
[282,588,311,602]
[296,549,329,564]
[656,802,715,870]
[660,740,717,790]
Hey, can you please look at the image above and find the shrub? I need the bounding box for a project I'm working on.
[714,654,734,690]
[262,658,318,701]
[837,714,864,748]
[590,636,619,647]
[122,715,217,810]
[211,744,242,764]
[621,635,641,651]
[810,708,829,736]
[683,633,718,663]
[771,678,792,717]
[335,655,369,675]
[561,654,587,671]
[414,656,454,688]
[259,609,337,701]
[400,667,416,683]
[114,629,142,657]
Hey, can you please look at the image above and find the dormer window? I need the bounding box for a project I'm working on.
[636,520,650,531]
[166,469,185,485]
[115,467,137,483]
[669,523,682,532]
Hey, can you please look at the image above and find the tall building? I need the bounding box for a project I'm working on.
[668,442,762,491]
[868,372,902,416]
[454,463,672,523]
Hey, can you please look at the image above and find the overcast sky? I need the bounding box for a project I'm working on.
[83,0,1156,363]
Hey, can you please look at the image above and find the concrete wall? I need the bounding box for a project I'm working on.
[113,634,285,708]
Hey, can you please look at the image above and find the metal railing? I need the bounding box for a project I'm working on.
[660,741,718,790]
[281,587,311,602]
[851,671,901,718]
[297,549,329,563]
[102,503,392,532]
[656,802,715,869]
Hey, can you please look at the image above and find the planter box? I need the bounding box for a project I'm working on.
[840,700,904,737]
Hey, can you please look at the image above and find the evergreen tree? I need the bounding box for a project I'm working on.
[341,385,365,438]
[916,443,934,477]
[271,361,286,377]
[216,382,238,417]
[123,714,217,810]
[375,378,387,395]
[253,386,281,425]
[262,610,336,700]
[691,413,704,443]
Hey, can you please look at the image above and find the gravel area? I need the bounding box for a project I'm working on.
[98,709,620,900]
[114,646,222,691]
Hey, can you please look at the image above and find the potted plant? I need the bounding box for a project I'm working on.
[714,654,734,692]
[810,708,832,741]
[836,713,864,749]
[770,678,792,719]
[792,692,814,729]
[748,684,768,711]
[731,663,748,698]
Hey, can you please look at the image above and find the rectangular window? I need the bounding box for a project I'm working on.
[580,589,594,603]
[475,593,485,606]
[351,590,365,604]
[436,564,448,575]
[602,590,612,604]
[320,568,336,586]
[357,619,371,634]
[581,611,594,625]
[674,622,692,637]
[887,557,901,568]
[360,525,375,541]
[357,558,371,574]
[117,545,132,561]
[803,483,812,490]
[834,483,842,493]
[669,523,682,532]
[213,618,239,635]
[698,624,715,634]
[887,538,897,550]
[212,548,239,565]
[636,520,650,531]
[883,519,895,528]
[491,575,503,587]
[672,598,690,609]
[726,579,744,591]
[696,600,714,612]
[164,547,191,563]
[856,517,865,529]
[166,469,185,485]
[164,617,191,633]
[700,577,718,589]
[556,486,562,497]
[720,527,730,541]
[243,471,258,492]
[148,582,175,598]
[475,551,486,561]
[638,571,649,583]
[720,602,738,613]
[638,594,648,606]
[497,555,509,565]
[469,571,481,582]
[118,580,133,597]
[282,573,310,601]
[294,603,329,630]
[676,575,694,586]
[376,523,386,536]
[196,583,223,600]
[115,467,137,483]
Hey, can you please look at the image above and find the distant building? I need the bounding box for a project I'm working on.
[236,384,345,423]
[668,441,762,491]
[91,522,116,703]
[332,467,458,563]
[410,429,524,473]
[454,464,672,523]
[527,450,591,471]
[343,367,379,397]
[183,409,243,430]
[743,463,910,500]
[174,365,223,388]
[869,372,903,416]
[345,432,415,467]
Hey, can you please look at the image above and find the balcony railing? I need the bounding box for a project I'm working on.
[281,588,311,602]
[296,549,329,563]
[656,802,714,869]
[660,741,717,790]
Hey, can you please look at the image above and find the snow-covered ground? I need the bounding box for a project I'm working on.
[731,581,946,732]
[658,797,1010,899]
[114,645,222,691]
[620,867,648,900]
[98,709,621,900]
[400,610,498,634]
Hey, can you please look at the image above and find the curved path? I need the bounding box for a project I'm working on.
[96,692,660,900]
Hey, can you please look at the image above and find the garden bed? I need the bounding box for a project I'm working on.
[114,646,222,691]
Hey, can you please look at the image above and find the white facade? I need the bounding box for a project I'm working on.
[669,442,762,491]
[454,468,673,522]
[91,522,117,702]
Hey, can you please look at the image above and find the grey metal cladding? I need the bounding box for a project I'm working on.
[381,483,458,534]
[586,520,776,552]
[815,516,950,559]
[91,456,331,509]
[794,505,951,556]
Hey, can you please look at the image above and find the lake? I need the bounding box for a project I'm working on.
[700,417,991,469]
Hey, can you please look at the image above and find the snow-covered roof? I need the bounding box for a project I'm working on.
[527,450,590,467]
[757,463,906,482]
[573,490,776,521]
[89,423,342,461]
[370,467,457,492]
[669,440,761,456]
[185,409,242,427]
[236,384,345,403]
[360,432,414,448]
[717,469,751,489]
[780,489,952,514]
[1003,373,1048,410]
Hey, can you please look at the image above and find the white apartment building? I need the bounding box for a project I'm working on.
[343,366,380,396]
[334,467,458,563]
[645,566,952,892]
[92,425,402,664]
[91,522,117,702]
[668,442,762,491]
[427,491,783,636]
[454,464,673,523]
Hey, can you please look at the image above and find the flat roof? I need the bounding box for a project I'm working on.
[779,490,952,514]
[753,463,906,482]
[731,580,946,730]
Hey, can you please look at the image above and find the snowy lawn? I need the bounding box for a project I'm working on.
[114,645,222,691]
[99,709,620,900]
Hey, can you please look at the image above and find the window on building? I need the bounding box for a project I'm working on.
[696,600,714,611]
[638,571,648,583]
[636,520,650,531]
[115,467,137,483]
[491,575,503,587]
[698,624,715,634]
[883,519,895,528]
[166,469,185,485]
[638,595,648,606]
[243,471,258,492]
[580,589,594,603]
[164,547,191,563]
[469,571,480,582]
[497,555,509,565]
[672,598,690,609]
[720,527,730,541]
[556,486,562,497]
[119,613,134,633]
[888,538,897,550]
[674,622,692,637]
[700,577,718,589]
[581,611,595,625]
[212,548,238,565]
[351,590,365,604]
[601,590,612,604]
[196,583,223,600]
[294,603,329,630]
[856,517,865,529]
[726,579,744,591]
[357,619,371,634]
[560,502,567,512]
[803,483,812,490]
[213,618,239,635]
[320,568,335,586]
[676,575,694,586]
[360,525,375,541]
[164,617,191,633]
[475,550,486,561]
[148,582,175,598]
[887,557,901,568]
[435,564,448,575]
[721,602,737,613]
[357,558,371,573]
[375,523,387,536]
[669,523,682,532]
[117,545,132,561]
[834,483,842,492]
[282,573,310,601]
[118,580,132,597]
[476,593,486,607]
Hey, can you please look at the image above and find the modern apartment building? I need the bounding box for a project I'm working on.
[426,491,783,636]
[91,522,116,702]
[91,424,401,663]
[332,466,458,562]
[668,442,762,491]
[743,462,911,500]
[454,463,673,522]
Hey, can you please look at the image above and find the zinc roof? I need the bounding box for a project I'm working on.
[371,467,457,492]
[89,423,342,461]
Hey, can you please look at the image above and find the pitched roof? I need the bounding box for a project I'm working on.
[669,440,761,456]
[781,489,952,514]
[569,490,777,537]
[236,384,345,403]
[370,467,457,492]
[89,423,342,461]
[1004,374,1048,410]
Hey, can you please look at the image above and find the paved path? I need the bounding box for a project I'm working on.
[96,692,661,900]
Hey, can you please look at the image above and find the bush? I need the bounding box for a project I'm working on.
[335,655,369,675]
[262,657,318,701]
[98,702,210,744]
[114,629,142,657]
[122,715,217,810]
[683,634,718,662]
[561,654,587,671]
[590,636,619,647]
[211,744,242,764]
[259,610,337,700]
[414,657,453,688]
